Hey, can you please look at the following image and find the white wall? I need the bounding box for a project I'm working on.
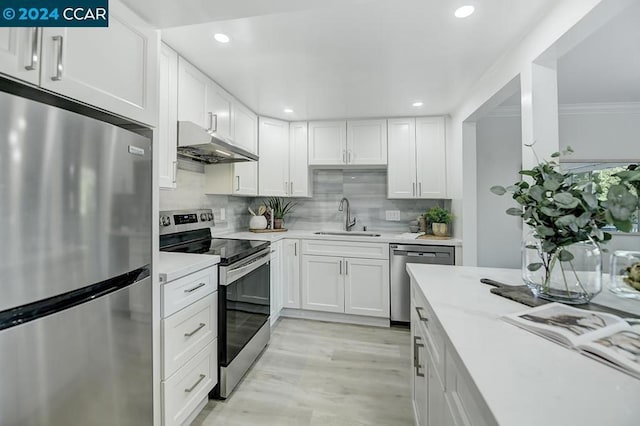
[476,115,523,268]
[449,0,626,265]
[559,107,640,160]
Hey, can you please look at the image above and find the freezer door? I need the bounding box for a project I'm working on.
[0,277,153,426]
[0,89,152,311]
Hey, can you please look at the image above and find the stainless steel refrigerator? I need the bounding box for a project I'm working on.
[0,83,153,425]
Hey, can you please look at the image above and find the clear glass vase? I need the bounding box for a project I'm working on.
[522,232,602,304]
[609,251,640,300]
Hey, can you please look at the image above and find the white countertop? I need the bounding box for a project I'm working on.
[214,229,462,247]
[158,252,220,283]
[406,264,640,426]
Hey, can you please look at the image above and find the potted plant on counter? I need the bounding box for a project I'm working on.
[426,206,454,237]
[491,145,639,304]
[265,197,297,229]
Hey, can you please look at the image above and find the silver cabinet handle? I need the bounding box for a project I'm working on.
[294,242,297,256]
[345,260,349,275]
[184,282,206,293]
[51,35,63,81]
[418,182,422,197]
[172,160,177,184]
[339,260,342,275]
[348,150,352,163]
[184,374,206,393]
[414,336,425,377]
[284,181,288,194]
[207,112,218,132]
[236,176,240,192]
[342,150,346,164]
[25,28,38,71]
[290,181,293,195]
[184,323,206,337]
[412,182,416,197]
[415,307,429,322]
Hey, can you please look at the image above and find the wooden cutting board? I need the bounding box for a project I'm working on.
[417,234,452,240]
[249,228,288,233]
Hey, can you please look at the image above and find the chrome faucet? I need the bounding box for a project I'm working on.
[338,197,357,231]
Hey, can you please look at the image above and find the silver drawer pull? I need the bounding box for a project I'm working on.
[25,28,38,70]
[414,336,425,377]
[51,35,63,81]
[184,323,206,337]
[184,282,206,293]
[184,374,206,393]
[415,307,429,322]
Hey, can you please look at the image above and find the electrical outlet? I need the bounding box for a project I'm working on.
[385,210,401,221]
[220,208,226,221]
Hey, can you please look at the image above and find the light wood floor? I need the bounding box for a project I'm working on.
[193,318,413,426]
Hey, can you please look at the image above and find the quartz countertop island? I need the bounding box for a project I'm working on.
[407,264,640,426]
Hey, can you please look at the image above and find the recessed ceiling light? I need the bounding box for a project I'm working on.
[454,5,475,18]
[412,101,424,107]
[284,108,294,113]
[214,33,230,43]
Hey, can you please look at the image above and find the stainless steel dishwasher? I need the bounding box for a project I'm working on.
[390,244,455,323]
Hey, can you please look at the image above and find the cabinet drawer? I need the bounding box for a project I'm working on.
[302,239,388,260]
[162,292,217,380]
[412,282,445,383]
[162,266,217,318]
[445,349,491,426]
[162,340,217,426]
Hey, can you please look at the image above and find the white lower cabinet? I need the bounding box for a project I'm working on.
[282,239,301,308]
[161,265,218,426]
[411,280,493,426]
[300,240,390,318]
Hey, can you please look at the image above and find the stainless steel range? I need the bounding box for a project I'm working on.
[159,209,271,398]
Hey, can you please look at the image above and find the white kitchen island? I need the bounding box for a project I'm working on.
[407,264,640,426]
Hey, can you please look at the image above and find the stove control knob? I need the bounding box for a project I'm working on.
[160,215,171,226]
[200,213,207,221]
[207,213,214,221]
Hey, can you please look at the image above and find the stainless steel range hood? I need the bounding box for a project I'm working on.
[177,121,258,164]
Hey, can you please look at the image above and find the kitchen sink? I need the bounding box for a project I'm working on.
[314,231,381,237]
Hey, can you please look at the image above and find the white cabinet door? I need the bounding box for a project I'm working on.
[259,117,289,196]
[413,324,428,426]
[387,118,417,199]
[270,241,283,325]
[234,102,258,154]
[308,121,347,165]
[344,258,390,318]
[347,119,387,165]
[207,80,233,141]
[301,255,344,313]
[416,117,447,199]
[40,1,159,126]
[289,122,310,197]
[233,104,258,196]
[0,27,40,85]
[159,43,178,189]
[282,240,301,309]
[177,58,207,128]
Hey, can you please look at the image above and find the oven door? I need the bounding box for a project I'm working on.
[219,248,271,367]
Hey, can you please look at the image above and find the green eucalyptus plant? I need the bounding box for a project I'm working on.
[490,144,639,294]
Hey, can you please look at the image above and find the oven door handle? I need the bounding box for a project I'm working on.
[221,250,271,286]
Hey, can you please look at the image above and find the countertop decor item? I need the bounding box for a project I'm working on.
[249,228,288,233]
[491,144,639,304]
[425,206,454,237]
[249,215,268,230]
[265,197,297,230]
[610,251,640,299]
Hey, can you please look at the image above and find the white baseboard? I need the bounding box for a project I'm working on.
[279,308,390,328]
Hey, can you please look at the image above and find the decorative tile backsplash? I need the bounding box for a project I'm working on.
[159,168,447,233]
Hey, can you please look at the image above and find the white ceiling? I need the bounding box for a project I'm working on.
[557,1,640,104]
[161,0,558,121]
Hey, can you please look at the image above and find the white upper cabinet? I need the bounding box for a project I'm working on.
[308,120,347,165]
[177,58,208,128]
[289,122,310,197]
[346,119,388,165]
[40,0,159,127]
[207,80,234,141]
[0,28,40,85]
[388,118,418,199]
[388,116,447,199]
[158,43,179,189]
[234,102,258,154]
[415,117,447,198]
[259,117,290,196]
